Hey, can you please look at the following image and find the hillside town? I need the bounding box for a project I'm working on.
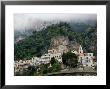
[14,36,97,75]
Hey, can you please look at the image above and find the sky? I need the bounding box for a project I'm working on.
[14,13,97,31]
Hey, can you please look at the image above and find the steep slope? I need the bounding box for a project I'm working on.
[14,22,97,60]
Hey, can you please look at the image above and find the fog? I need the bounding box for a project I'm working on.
[14,13,97,31]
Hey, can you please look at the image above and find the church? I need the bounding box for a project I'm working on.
[71,45,95,67]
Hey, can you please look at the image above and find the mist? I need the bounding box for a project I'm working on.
[14,13,97,31]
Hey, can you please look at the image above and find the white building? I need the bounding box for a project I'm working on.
[41,49,62,63]
[72,45,94,67]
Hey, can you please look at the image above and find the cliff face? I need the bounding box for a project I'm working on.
[51,36,69,46]
[50,36,69,54]
[69,41,80,52]
[50,36,83,54]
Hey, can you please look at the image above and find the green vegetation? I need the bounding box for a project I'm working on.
[62,52,78,68]
[15,65,36,76]
[33,58,61,76]
[14,22,97,61]
[49,57,61,72]
[14,57,62,76]
[14,21,96,76]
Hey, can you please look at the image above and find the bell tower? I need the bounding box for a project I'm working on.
[79,45,83,54]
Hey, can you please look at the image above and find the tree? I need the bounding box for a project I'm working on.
[15,21,96,63]
[49,57,61,72]
[50,57,56,65]
[62,52,78,68]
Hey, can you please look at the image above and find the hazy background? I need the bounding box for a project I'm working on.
[14,13,96,31]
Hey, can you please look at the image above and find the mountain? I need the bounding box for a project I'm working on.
[14,19,96,42]
[69,19,96,32]
[14,22,97,61]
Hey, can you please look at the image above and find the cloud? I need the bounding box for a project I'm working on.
[14,13,97,31]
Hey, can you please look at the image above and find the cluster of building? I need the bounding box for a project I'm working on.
[14,40,95,72]
[14,48,63,73]
[72,45,96,67]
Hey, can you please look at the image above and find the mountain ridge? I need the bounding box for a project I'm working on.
[14,22,97,61]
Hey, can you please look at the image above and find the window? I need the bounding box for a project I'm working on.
[86,60,88,62]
